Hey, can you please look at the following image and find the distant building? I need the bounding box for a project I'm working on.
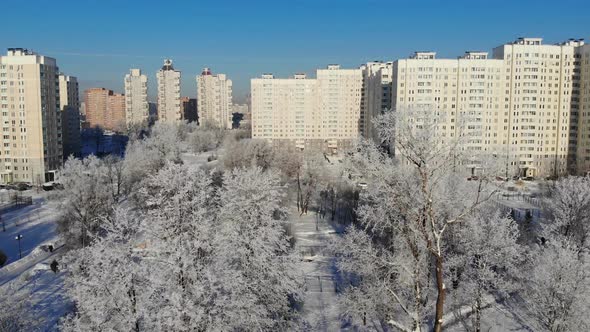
[58,74,81,159]
[360,61,392,141]
[84,88,126,132]
[0,48,62,183]
[156,59,181,123]
[197,68,233,128]
[251,65,362,153]
[181,97,198,123]
[124,69,149,128]
[107,92,126,132]
[148,102,157,125]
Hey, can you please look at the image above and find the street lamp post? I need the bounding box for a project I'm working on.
[15,234,23,259]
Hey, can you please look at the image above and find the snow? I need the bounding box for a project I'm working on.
[289,206,343,331]
[0,190,69,331]
[0,192,60,271]
[2,268,72,331]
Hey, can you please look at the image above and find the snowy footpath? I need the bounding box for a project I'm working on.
[289,206,344,331]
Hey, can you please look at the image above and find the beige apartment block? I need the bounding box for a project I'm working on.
[197,68,233,128]
[59,74,81,159]
[156,59,181,123]
[0,48,62,184]
[392,37,587,178]
[393,51,507,169]
[251,65,362,152]
[124,69,149,128]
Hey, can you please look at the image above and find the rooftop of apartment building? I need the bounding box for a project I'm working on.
[256,64,366,80]
[1,48,56,65]
[161,59,175,71]
[402,37,587,61]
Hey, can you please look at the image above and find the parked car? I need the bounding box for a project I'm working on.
[16,183,31,191]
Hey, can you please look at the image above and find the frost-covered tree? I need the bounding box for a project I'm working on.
[211,167,303,330]
[222,138,275,171]
[448,209,524,331]
[61,208,146,331]
[296,150,327,215]
[335,110,500,331]
[123,121,185,192]
[56,156,117,248]
[187,123,225,153]
[62,163,303,331]
[522,243,590,332]
[136,162,217,331]
[543,176,590,253]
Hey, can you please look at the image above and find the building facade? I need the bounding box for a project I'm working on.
[578,43,590,174]
[156,59,181,123]
[251,65,362,152]
[124,69,148,128]
[181,97,198,123]
[391,37,589,177]
[360,61,393,141]
[84,88,126,132]
[59,74,81,159]
[0,48,62,184]
[197,68,233,128]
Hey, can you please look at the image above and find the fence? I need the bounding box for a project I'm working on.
[304,275,338,293]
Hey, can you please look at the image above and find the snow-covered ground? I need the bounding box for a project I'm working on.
[0,192,60,271]
[289,207,343,331]
[0,190,70,331]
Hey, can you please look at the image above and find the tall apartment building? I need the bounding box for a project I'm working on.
[84,88,126,132]
[493,38,584,176]
[391,37,587,177]
[577,44,590,174]
[156,59,181,123]
[181,97,197,123]
[197,68,233,128]
[59,74,81,159]
[124,69,148,128]
[360,61,393,141]
[0,48,62,184]
[251,65,362,152]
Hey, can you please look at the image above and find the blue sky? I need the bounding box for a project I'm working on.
[1,0,589,102]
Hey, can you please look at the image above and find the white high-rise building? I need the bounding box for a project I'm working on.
[251,65,362,152]
[124,68,148,128]
[390,37,587,177]
[58,74,81,159]
[0,48,62,184]
[197,68,233,128]
[156,59,181,123]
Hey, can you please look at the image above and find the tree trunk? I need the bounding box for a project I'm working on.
[474,293,481,332]
[297,173,302,213]
[433,254,445,332]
